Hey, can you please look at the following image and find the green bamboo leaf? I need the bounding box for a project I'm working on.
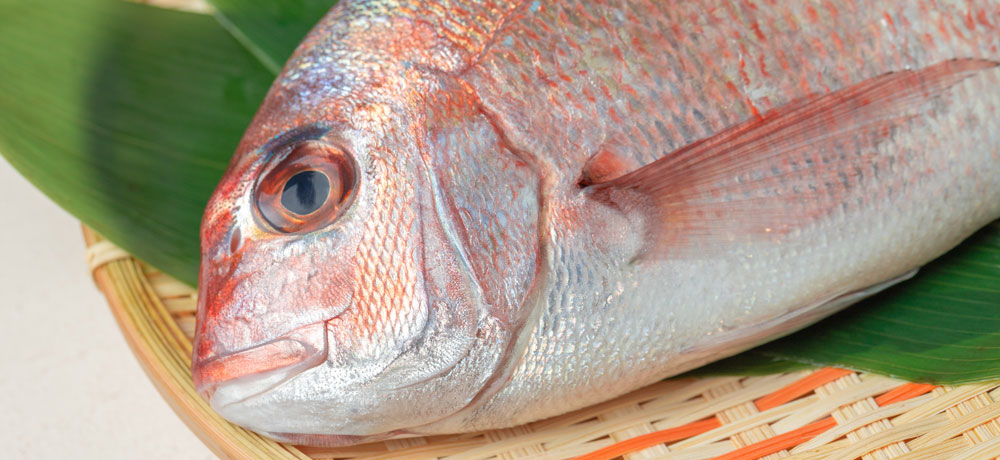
[208,0,335,74]
[0,0,273,285]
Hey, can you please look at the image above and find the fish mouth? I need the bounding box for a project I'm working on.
[193,321,328,409]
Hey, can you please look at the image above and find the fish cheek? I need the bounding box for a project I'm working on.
[198,234,355,357]
[316,152,435,380]
[284,164,511,435]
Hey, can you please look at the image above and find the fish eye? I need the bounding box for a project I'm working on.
[254,141,357,234]
[281,170,330,216]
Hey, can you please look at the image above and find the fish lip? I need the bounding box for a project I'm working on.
[193,321,328,407]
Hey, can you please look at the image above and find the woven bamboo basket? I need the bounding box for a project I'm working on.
[82,225,1000,460]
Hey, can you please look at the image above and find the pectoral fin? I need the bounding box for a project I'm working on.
[585,59,997,257]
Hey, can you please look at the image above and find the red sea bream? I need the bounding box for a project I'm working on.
[192,0,1000,446]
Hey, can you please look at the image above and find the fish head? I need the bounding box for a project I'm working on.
[191,10,522,445]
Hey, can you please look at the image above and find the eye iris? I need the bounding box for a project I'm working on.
[254,140,357,234]
[281,170,330,215]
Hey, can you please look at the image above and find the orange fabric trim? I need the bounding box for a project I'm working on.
[572,417,721,460]
[755,367,855,411]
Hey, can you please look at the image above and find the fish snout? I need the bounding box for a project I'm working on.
[193,321,328,408]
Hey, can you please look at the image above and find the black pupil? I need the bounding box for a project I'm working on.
[281,170,330,215]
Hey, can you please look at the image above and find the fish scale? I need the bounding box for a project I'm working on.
[193,0,1000,445]
[467,0,1000,179]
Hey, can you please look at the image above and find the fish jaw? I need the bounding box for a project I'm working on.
[194,321,329,409]
[196,315,513,440]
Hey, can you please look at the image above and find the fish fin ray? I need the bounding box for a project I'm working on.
[586,58,997,256]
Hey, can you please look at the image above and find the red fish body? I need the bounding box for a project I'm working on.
[194,0,1000,445]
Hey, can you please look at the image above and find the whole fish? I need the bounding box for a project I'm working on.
[193,0,1000,446]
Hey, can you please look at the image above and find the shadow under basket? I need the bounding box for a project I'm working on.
[82,226,1000,460]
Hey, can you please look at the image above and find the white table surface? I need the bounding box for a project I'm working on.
[0,157,216,460]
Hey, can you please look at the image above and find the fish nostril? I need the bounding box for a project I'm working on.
[229,227,243,254]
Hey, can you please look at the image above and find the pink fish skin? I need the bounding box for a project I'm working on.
[193,0,1000,446]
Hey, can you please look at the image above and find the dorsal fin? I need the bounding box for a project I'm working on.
[586,58,997,257]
